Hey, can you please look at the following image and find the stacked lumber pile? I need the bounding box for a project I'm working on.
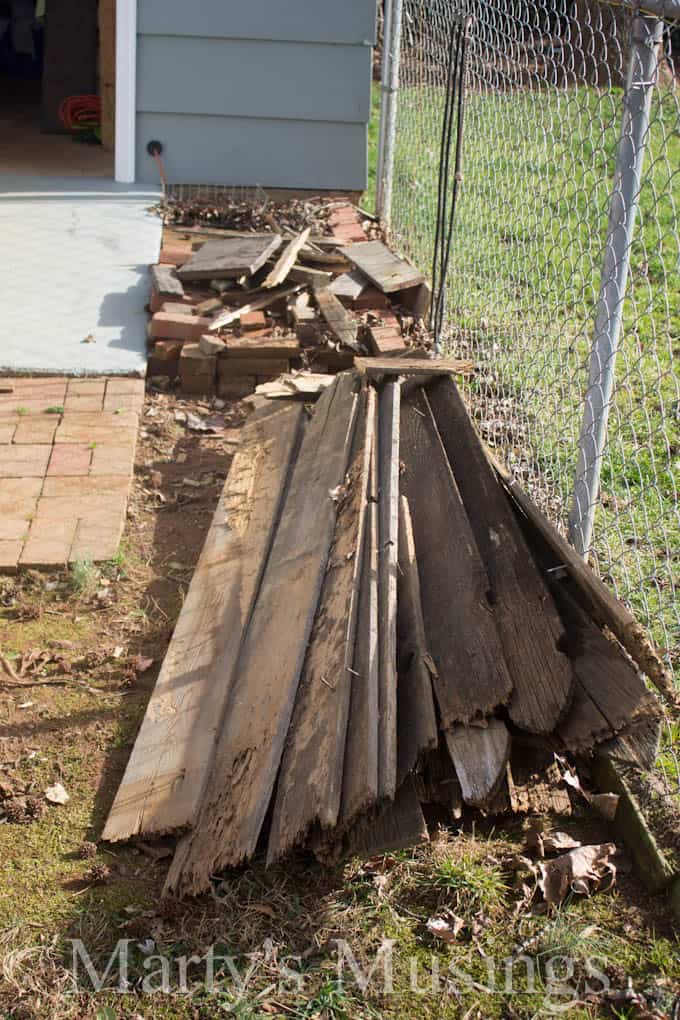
[147,203,432,397]
[104,367,662,898]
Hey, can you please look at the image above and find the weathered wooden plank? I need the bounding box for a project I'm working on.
[414,746,463,818]
[267,388,373,862]
[553,581,658,750]
[340,396,380,827]
[178,235,282,281]
[166,374,359,895]
[400,391,513,727]
[301,249,352,271]
[489,452,675,704]
[151,264,184,298]
[289,265,333,288]
[599,717,661,771]
[354,357,474,378]
[329,269,369,301]
[444,719,511,807]
[103,401,305,842]
[396,495,438,785]
[262,228,311,289]
[342,780,429,860]
[339,240,425,294]
[315,287,361,351]
[377,381,400,800]
[506,754,572,816]
[427,376,574,734]
[209,285,300,331]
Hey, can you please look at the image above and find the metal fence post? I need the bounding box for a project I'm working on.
[567,12,663,558]
[376,0,404,225]
[375,0,394,217]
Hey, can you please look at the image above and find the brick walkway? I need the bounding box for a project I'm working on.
[0,377,143,571]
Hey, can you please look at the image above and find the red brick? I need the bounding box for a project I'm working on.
[159,301,196,317]
[66,379,106,396]
[240,311,268,332]
[348,288,391,311]
[13,418,59,444]
[0,478,42,514]
[63,394,104,412]
[367,326,407,357]
[105,378,145,397]
[70,521,123,563]
[42,476,129,498]
[332,224,367,244]
[90,444,135,477]
[47,444,92,476]
[0,445,51,477]
[103,391,144,412]
[0,424,16,444]
[149,312,211,343]
[20,518,78,568]
[217,377,256,400]
[158,244,193,267]
[0,540,22,573]
[219,358,288,377]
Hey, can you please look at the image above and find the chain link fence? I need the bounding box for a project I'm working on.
[378,0,679,782]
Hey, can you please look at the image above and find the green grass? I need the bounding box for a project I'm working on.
[379,82,679,701]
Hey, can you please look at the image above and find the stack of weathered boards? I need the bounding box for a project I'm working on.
[104,368,661,898]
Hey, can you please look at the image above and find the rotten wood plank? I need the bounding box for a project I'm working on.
[178,235,283,281]
[165,373,359,896]
[267,387,373,862]
[339,240,425,294]
[426,376,574,735]
[340,394,380,828]
[315,287,361,351]
[443,719,511,807]
[400,390,513,727]
[262,228,311,289]
[289,265,333,288]
[102,400,305,842]
[208,285,300,332]
[489,452,676,705]
[554,581,659,751]
[329,269,370,302]
[354,357,474,378]
[377,380,400,800]
[397,495,438,785]
[341,780,429,860]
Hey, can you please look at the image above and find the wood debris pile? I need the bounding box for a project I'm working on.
[146,203,432,399]
[104,367,662,898]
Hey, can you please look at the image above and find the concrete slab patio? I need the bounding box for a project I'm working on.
[0,176,162,376]
[0,377,144,571]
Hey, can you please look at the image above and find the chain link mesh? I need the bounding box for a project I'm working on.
[385,0,679,784]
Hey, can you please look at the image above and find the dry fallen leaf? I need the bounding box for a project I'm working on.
[539,842,617,905]
[427,913,466,944]
[44,782,70,805]
[542,832,583,855]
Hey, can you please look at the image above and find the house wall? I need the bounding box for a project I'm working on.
[135,0,376,191]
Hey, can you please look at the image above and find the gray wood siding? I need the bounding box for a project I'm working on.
[137,37,371,123]
[135,0,374,190]
[138,0,375,45]
[136,114,368,191]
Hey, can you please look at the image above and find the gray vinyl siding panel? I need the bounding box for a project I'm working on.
[135,0,373,190]
[136,113,368,191]
[138,0,376,45]
[137,37,371,123]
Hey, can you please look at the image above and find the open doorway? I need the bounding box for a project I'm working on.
[0,0,115,177]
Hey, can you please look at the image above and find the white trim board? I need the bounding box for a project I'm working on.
[115,0,137,183]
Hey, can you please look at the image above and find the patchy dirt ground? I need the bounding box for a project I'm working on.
[0,387,678,1020]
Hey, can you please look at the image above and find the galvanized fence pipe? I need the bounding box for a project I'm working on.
[376,0,405,223]
[568,12,664,557]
